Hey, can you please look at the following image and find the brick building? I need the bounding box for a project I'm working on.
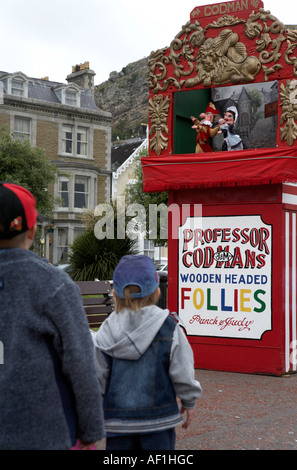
[0,62,112,263]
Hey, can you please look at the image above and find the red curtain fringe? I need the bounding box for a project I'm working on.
[143,177,297,193]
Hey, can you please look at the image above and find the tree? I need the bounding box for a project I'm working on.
[247,88,262,115]
[69,204,137,281]
[0,128,57,218]
[125,151,168,245]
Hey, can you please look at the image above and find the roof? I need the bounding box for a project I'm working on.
[0,72,99,112]
[111,138,145,172]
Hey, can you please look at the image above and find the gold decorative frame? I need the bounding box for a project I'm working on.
[280,80,297,146]
[148,8,297,152]
[148,9,288,94]
[148,95,171,156]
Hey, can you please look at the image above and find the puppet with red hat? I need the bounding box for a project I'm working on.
[191,102,220,153]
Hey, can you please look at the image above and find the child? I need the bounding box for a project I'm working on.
[0,182,105,450]
[93,255,202,450]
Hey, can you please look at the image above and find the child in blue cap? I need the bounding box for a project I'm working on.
[93,254,202,450]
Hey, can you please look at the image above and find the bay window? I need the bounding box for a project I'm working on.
[74,176,89,209]
[57,174,94,212]
[58,177,69,208]
[57,228,68,263]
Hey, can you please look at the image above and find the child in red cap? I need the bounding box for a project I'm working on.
[0,182,105,450]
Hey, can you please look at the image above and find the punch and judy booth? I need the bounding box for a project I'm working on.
[142,1,297,375]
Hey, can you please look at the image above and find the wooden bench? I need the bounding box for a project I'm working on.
[76,281,114,329]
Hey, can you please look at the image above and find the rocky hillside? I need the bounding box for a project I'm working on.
[94,57,149,142]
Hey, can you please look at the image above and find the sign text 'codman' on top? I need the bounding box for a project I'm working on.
[191,0,263,19]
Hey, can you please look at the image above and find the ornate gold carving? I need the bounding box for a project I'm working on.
[149,95,170,156]
[285,29,297,77]
[185,29,261,88]
[280,80,297,146]
[148,8,289,95]
[148,21,204,94]
[206,15,245,29]
[262,64,283,81]
[245,8,286,72]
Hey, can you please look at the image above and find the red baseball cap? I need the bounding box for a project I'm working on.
[0,182,42,239]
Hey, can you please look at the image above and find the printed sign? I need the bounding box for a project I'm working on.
[178,215,272,339]
[191,0,263,19]
[265,101,278,118]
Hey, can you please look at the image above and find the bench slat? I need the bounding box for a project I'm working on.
[87,313,110,322]
[82,297,111,306]
[84,305,113,314]
[76,281,113,328]
[76,281,112,295]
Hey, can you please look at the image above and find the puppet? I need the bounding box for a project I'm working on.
[191,102,220,153]
[219,106,248,151]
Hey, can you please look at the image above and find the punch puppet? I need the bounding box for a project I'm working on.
[191,102,220,153]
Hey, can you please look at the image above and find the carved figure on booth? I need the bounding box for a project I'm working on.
[186,29,261,89]
[219,106,248,151]
[191,102,220,153]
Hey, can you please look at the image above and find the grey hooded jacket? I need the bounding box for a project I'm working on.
[93,305,202,433]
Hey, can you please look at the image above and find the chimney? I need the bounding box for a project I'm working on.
[66,62,95,98]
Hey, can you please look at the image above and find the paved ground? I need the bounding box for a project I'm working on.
[176,369,297,451]
[96,369,297,451]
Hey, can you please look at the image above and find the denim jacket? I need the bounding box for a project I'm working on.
[94,305,202,434]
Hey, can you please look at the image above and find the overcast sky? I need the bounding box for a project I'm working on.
[1,0,296,86]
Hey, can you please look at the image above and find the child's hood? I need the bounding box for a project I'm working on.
[93,305,171,360]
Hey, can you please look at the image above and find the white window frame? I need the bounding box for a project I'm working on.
[51,224,87,264]
[60,123,92,158]
[13,116,31,141]
[73,227,85,240]
[55,171,97,213]
[65,89,77,107]
[77,126,88,156]
[11,79,24,97]
[5,73,29,98]
[57,228,69,263]
[54,84,81,107]
[58,176,70,209]
[62,124,73,154]
[143,239,155,259]
[74,175,89,209]
[10,113,36,146]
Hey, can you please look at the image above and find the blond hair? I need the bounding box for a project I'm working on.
[113,285,161,313]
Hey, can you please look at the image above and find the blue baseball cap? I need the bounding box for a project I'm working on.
[113,255,160,299]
